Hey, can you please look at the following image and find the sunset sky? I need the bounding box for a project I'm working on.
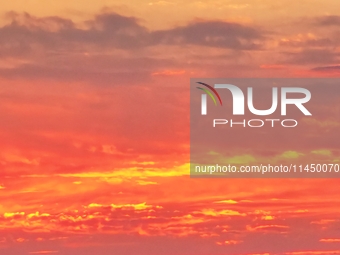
[0,0,340,254]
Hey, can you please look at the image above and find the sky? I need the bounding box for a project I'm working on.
[0,0,340,254]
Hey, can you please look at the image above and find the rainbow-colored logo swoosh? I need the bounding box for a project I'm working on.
[196,82,223,106]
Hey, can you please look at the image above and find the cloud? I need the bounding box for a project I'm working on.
[279,36,334,48]
[28,251,59,254]
[0,12,149,51]
[0,11,264,55]
[311,65,340,72]
[319,238,340,243]
[151,20,264,50]
[314,15,340,26]
[0,12,265,83]
[282,49,340,65]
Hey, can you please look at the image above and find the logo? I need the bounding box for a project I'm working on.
[196,82,312,128]
[196,82,223,115]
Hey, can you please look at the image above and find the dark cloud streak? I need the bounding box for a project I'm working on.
[0,12,264,53]
[314,15,340,26]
